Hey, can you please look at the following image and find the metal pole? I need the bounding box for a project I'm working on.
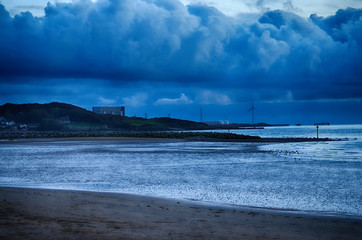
[200,108,203,123]
[316,125,319,139]
[251,101,255,126]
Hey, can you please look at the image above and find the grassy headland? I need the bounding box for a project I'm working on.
[0,102,335,142]
[0,102,207,131]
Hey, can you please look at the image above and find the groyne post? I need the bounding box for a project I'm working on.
[316,125,319,139]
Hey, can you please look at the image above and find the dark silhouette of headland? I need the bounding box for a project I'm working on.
[0,102,334,142]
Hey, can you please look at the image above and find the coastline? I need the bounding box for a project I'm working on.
[0,130,335,143]
[1,187,361,240]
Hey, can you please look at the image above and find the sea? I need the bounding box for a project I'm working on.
[0,124,361,217]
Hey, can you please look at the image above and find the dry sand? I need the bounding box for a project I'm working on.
[1,187,361,240]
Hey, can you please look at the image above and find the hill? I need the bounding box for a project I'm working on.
[0,102,207,131]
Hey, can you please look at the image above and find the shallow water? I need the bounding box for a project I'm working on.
[0,125,361,216]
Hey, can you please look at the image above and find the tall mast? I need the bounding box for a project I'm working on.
[251,101,255,125]
[200,108,203,122]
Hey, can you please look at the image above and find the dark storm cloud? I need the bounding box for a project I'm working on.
[310,8,362,44]
[0,0,361,102]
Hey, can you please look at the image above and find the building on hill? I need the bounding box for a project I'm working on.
[92,106,125,116]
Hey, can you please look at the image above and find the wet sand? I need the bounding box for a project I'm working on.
[1,187,361,239]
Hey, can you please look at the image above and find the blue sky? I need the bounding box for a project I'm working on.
[0,0,361,124]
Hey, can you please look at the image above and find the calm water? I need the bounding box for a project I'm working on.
[0,124,361,216]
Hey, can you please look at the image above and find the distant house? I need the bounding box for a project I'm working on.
[92,106,125,116]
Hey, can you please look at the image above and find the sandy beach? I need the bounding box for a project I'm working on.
[1,187,361,239]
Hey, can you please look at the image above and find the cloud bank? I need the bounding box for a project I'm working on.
[0,0,361,118]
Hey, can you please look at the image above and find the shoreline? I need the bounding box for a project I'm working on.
[2,184,361,219]
[0,136,187,143]
[1,187,361,239]
[0,131,336,143]
[3,185,361,219]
